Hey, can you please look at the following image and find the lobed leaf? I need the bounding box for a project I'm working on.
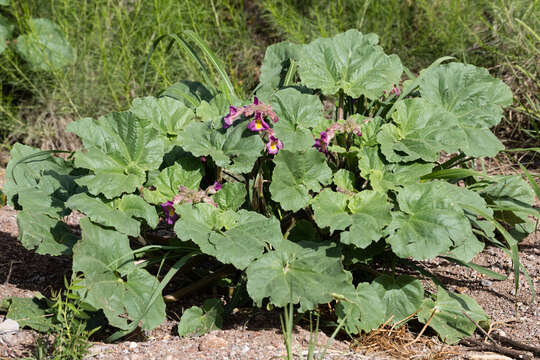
[271,88,325,152]
[298,29,402,99]
[335,282,386,334]
[372,274,424,325]
[174,203,282,269]
[181,121,263,174]
[418,286,489,344]
[270,149,332,212]
[177,299,224,337]
[418,63,512,157]
[73,218,165,331]
[69,112,166,199]
[246,240,354,312]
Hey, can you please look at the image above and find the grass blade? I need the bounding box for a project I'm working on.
[183,30,237,101]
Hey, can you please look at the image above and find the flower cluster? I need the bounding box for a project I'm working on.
[224,97,283,155]
[313,119,362,154]
[160,182,222,225]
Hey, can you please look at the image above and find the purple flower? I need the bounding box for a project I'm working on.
[161,201,178,225]
[266,135,283,155]
[313,131,330,154]
[224,106,243,129]
[247,113,270,132]
[391,85,400,96]
[206,181,223,195]
[253,96,259,105]
[200,156,207,163]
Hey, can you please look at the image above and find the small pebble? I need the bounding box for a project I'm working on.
[129,341,137,349]
[480,279,492,287]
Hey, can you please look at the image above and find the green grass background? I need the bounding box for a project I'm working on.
[0,0,538,155]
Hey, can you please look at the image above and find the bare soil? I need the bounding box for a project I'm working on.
[0,173,538,359]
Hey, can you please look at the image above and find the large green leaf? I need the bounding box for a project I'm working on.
[131,96,195,147]
[181,121,263,174]
[67,194,142,237]
[387,182,477,260]
[73,218,165,331]
[177,299,224,337]
[246,240,354,312]
[270,149,332,212]
[333,169,356,193]
[69,112,166,199]
[15,18,75,71]
[357,147,434,193]
[17,211,78,256]
[5,297,53,332]
[174,203,282,269]
[372,275,424,325]
[418,63,512,157]
[418,287,489,344]
[378,99,459,162]
[142,159,204,205]
[340,191,392,249]
[336,282,386,334]
[257,41,302,100]
[311,189,351,232]
[298,29,402,98]
[5,143,72,207]
[214,182,247,211]
[271,88,324,152]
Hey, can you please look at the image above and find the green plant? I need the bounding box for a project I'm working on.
[5,29,538,346]
[1,277,99,359]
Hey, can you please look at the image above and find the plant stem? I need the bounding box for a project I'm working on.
[337,89,344,122]
[164,265,235,302]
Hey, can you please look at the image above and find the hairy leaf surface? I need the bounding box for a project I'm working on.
[298,29,402,98]
[271,88,324,151]
[70,112,165,199]
[174,203,282,269]
[246,240,354,312]
[418,287,489,344]
[270,149,332,211]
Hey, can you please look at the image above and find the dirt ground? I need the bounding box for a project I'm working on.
[0,171,538,359]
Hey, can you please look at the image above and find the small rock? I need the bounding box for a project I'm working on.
[165,355,174,360]
[0,319,20,346]
[480,279,492,287]
[198,334,228,351]
[241,345,250,353]
[129,341,138,349]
